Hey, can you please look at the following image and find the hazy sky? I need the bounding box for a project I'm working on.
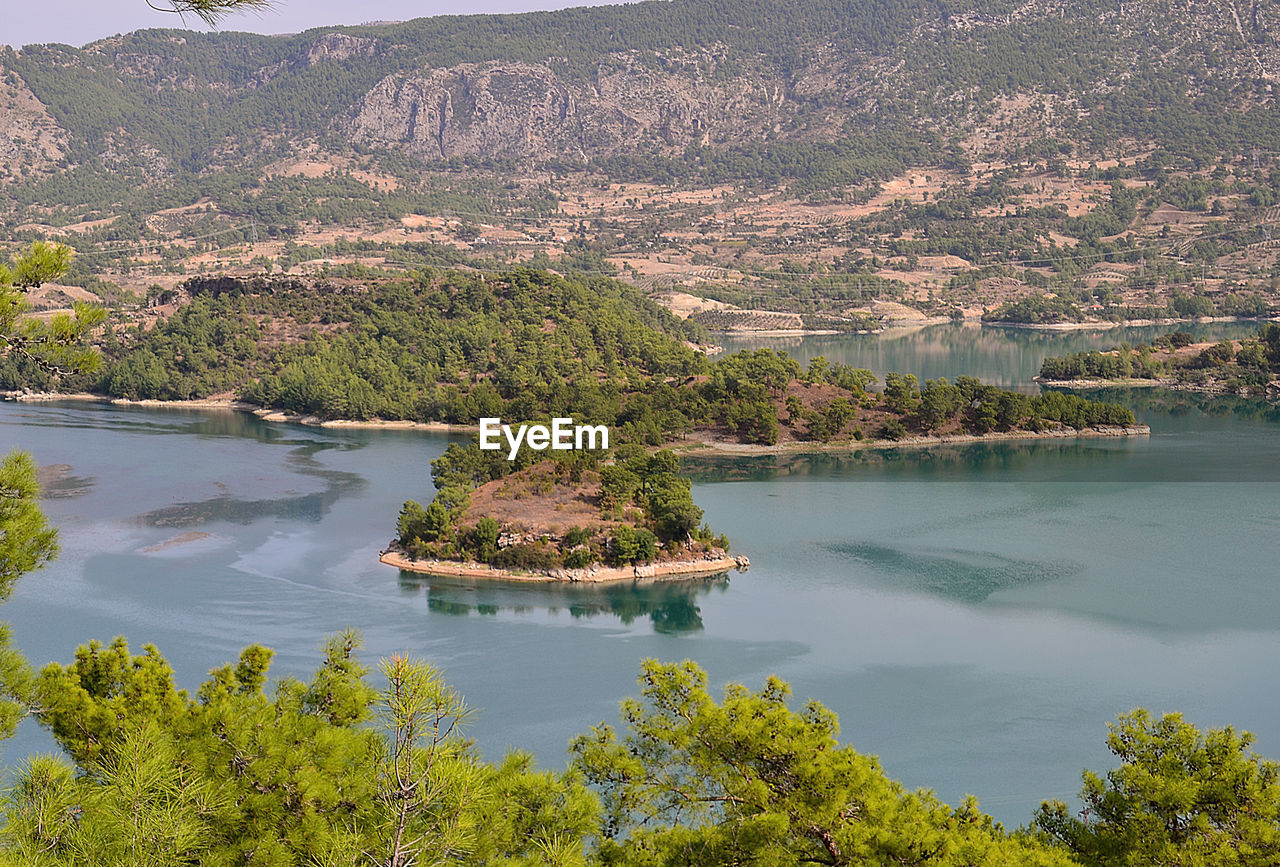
[6,1,621,51]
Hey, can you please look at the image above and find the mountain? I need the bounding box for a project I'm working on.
[2,0,1278,321]
[3,0,1277,194]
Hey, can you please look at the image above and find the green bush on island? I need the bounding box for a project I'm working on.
[609,526,659,566]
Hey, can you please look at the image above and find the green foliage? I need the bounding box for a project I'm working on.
[1035,709,1280,866]
[879,417,909,441]
[599,462,643,509]
[1029,391,1135,428]
[645,475,703,541]
[0,243,105,378]
[610,526,658,566]
[572,659,1075,866]
[73,270,705,422]
[467,516,501,564]
[597,448,705,543]
[914,379,965,432]
[1040,348,1169,381]
[1169,292,1216,318]
[159,0,272,27]
[431,442,523,491]
[9,632,599,865]
[491,543,564,573]
[1041,326,1280,395]
[882,372,920,414]
[0,452,58,602]
[34,636,192,766]
[984,293,1087,325]
[561,526,592,549]
[396,493,464,555]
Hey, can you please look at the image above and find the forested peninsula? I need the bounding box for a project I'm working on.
[1,270,1138,443]
[1038,325,1280,396]
[0,266,1144,581]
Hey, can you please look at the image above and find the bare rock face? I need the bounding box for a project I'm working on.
[348,63,578,160]
[0,61,67,184]
[344,52,787,162]
[300,33,377,67]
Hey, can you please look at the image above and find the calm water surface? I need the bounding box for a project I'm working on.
[718,320,1264,391]
[2,322,1277,825]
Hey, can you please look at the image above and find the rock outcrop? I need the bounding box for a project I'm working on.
[0,60,67,184]
[344,53,797,162]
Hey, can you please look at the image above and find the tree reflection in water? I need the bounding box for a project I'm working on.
[401,572,730,634]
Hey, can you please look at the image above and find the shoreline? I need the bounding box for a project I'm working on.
[3,391,1151,449]
[709,328,844,337]
[708,315,1277,337]
[380,549,747,583]
[673,424,1151,457]
[984,315,1277,332]
[1038,377,1280,398]
[1034,377,1174,390]
[0,391,476,432]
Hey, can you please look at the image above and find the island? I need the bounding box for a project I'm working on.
[382,360,1145,583]
[384,446,748,583]
[1037,325,1280,397]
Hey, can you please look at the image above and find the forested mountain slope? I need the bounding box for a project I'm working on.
[4,0,1280,326]
[3,0,1278,200]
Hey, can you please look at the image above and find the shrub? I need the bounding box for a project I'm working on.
[564,547,595,569]
[611,526,658,566]
[879,418,908,441]
[491,543,563,573]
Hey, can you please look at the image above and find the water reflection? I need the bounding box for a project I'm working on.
[136,442,366,527]
[717,321,1264,391]
[1076,387,1280,423]
[683,410,1280,483]
[398,573,731,634]
[683,440,1148,483]
[1,401,333,447]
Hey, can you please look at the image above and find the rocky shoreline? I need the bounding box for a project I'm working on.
[1037,377,1280,398]
[1033,377,1174,389]
[675,424,1151,457]
[984,315,1277,331]
[379,548,750,583]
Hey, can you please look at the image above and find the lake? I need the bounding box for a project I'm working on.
[1,321,1277,826]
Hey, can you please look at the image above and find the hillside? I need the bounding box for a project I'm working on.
[5,0,1279,177]
[2,0,1280,321]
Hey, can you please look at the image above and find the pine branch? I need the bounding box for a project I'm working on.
[147,0,274,27]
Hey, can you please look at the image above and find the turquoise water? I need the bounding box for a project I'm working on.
[1,324,1277,825]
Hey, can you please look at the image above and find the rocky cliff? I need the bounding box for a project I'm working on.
[345,53,808,162]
